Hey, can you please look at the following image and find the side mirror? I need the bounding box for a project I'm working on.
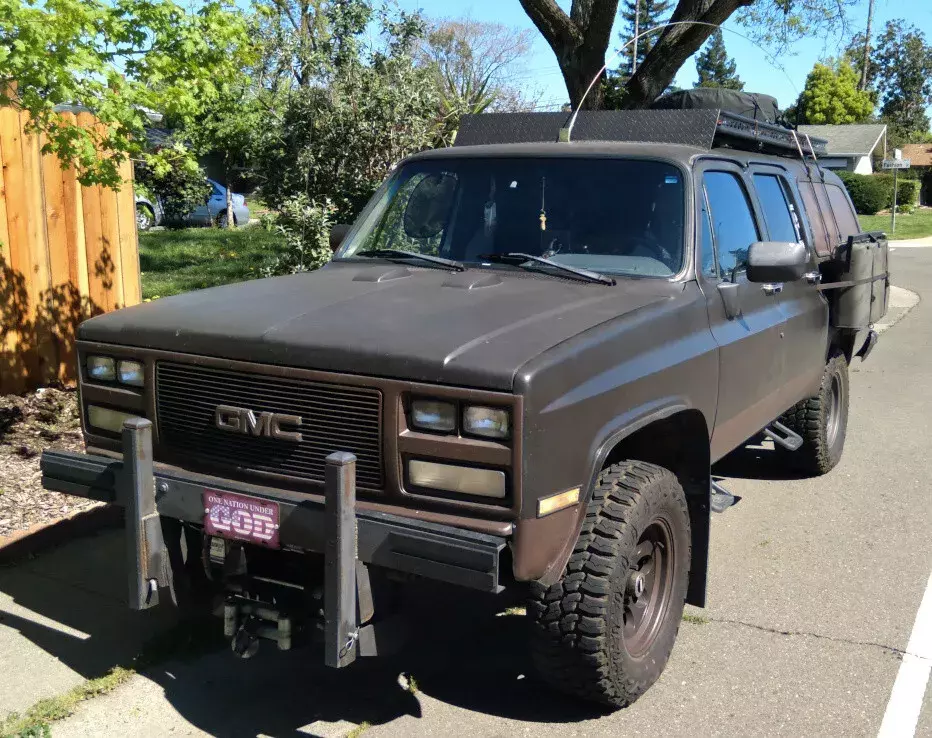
[747,241,808,283]
[330,224,350,252]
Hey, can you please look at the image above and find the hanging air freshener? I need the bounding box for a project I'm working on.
[539,176,547,231]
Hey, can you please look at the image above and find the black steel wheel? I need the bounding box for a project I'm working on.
[529,461,690,708]
[780,352,849,476]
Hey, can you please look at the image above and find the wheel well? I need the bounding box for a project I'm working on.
[830,328,858,364]
[601,410,711,607]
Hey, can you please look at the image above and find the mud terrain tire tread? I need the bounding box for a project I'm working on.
[780,353,849,476]
[528,461,690,708]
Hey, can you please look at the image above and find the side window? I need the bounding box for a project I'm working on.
[753,174,801,243]
[814,182,842,247]
[825,184,860,238]
[703,171,760,278]
[798,180,831,256]
[699,190,718,278]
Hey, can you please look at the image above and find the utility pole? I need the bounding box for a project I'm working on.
[631,0,641,74]
[860,0,875,90]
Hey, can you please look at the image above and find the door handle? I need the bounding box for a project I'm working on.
[761,283,783,296]
[804,271,822,285]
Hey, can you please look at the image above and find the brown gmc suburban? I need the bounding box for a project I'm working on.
[41,104,889,708]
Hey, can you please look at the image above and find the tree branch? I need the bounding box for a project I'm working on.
[517,0,583,51]
[623,0,754,108]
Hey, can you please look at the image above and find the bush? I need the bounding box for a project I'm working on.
[134,143,211,221]
[263,195,334,277]
[873,174,920,208]
[836,171,888,215]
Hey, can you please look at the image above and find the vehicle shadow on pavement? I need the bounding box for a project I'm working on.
[2,534,604,733]
[0,530,179,689]
[713,436,810,482]
[137,584,603,736]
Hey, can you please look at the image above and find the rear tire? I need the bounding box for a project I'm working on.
[528,461,690,708]
[780,353,849,476]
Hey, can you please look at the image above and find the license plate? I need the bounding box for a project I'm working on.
[203,490,280,548]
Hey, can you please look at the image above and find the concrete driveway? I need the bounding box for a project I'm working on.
[1,248,930,738]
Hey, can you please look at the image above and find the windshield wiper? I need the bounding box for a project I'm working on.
[478,253,615,286]
[354,249,466,272]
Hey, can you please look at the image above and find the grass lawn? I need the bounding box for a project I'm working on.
[859,207,932,240]
[139,226,287,299]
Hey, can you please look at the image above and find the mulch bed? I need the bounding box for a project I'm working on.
[0,388,102,538]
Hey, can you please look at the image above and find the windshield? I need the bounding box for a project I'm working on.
[339,157,686,277]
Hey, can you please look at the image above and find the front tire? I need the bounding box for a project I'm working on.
[529,461,691,708]
[780,353,849,476]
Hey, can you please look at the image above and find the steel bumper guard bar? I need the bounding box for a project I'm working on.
[41,418,507,668]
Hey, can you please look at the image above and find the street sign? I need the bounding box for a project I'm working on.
[882,159,911,169]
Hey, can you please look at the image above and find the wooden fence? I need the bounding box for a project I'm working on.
[0,108,141,394]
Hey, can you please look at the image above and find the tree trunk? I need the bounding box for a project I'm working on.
[859,0,874,91]
[225,169,234,229]
[518,0,620,110]
[559,48,612,110]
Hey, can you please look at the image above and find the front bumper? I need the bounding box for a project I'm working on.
[40,440,507,595]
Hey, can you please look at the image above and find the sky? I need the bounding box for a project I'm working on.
[395,0,932,118]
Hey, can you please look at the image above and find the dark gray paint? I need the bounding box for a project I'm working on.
[71,141,859,595]
[78,263,670,391]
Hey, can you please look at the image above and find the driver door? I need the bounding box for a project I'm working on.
[697,163,788,461]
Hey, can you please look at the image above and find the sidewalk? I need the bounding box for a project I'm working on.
[889,235,932,248]
[0,530,177,717]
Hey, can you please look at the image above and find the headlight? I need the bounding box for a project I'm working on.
[463,405,510,439]
[410,399,456,433]
[87,356,116,382]
[118,360,145,387]
[408,460,506,498]
[87,405,136,434]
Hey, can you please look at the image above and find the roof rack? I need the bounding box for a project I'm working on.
[454,110,828,160]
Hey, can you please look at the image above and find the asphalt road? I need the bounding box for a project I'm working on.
[2,247,930,738]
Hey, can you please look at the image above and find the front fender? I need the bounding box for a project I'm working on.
[511,399,695,587]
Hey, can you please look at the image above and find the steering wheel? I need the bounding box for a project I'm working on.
[618,234,678,271]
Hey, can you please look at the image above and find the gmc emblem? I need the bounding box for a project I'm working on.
[214,405,303,442]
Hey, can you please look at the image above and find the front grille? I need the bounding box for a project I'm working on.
[156,363,383,489]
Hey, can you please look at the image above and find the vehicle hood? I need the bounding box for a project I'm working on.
[79,262,677,390]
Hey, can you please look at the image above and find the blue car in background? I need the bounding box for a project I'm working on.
[134,179,250,230]
[186,179,250,227]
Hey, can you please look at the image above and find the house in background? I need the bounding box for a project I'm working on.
[900,143,932,206]
[798,124,887,174]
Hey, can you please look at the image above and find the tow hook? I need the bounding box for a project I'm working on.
[225,596,293,657]
[231,615,260,659]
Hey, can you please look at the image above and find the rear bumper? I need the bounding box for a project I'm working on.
[41,449,507,594]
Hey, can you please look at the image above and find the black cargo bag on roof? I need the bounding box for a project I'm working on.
[651,89,781,124]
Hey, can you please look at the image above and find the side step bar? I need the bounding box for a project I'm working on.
[763,420,803,452]
[710,480,738,514]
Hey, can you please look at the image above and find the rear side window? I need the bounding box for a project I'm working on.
[703,171,760,277]
[753,174,801,243]
[825,184,860,238]
[814,182,842,247]
[798,180,831,256]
